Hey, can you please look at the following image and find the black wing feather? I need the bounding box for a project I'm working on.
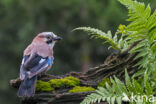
[24,54,47,70]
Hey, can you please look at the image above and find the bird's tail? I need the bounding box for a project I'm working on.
[17,72,37,97]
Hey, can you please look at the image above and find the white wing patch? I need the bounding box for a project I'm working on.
[39,59,46,64]
[21,58,25,65]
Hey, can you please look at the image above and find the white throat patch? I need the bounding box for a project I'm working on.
[49,41,56,48]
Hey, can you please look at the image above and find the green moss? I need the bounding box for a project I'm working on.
[98,78,111,87]
[35,76,80,92]
[68,86,95,93]
[36,80,54,92]
[49,76,80,88]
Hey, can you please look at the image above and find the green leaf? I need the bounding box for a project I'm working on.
[125,69,134,94]
[73,27,125,50]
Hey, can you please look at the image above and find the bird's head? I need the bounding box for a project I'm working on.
[34,32,62,48]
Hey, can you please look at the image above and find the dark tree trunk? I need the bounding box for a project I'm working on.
[10,42,140,104]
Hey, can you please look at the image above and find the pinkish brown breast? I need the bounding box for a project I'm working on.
[24,42,53,58]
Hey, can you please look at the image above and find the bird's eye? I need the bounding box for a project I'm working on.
[46,36,51,39]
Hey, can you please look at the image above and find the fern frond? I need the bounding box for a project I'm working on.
[81,87,122,104]
[73,27,128,50]
[119,1,156,46]
[118,0,156,73]
[81,70,156,104]
[118,0,156,46]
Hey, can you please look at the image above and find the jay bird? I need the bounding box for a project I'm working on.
[17,32,62,97]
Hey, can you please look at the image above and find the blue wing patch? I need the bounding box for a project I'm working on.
[47,57,54,66]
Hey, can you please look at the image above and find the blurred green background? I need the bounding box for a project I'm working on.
[0,0,155,104]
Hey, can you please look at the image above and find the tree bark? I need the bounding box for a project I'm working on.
[10,42,140,104]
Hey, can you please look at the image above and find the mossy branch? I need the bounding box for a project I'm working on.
[10,43,140,104]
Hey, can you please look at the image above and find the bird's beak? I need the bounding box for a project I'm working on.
[54,36,62,41]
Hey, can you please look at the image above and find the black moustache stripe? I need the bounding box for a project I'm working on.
[46,40,52,44]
